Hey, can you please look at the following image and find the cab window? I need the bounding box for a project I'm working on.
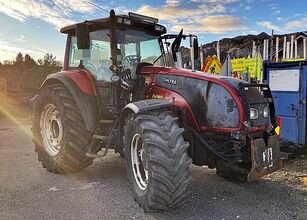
[68,29,113,82]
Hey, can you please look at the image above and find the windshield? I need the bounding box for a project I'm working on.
[117,29,165,79]
[69,28,164,82]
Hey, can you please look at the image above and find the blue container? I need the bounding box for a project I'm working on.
[263,61,307,145]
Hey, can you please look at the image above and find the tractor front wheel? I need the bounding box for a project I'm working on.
[124,110,192,211]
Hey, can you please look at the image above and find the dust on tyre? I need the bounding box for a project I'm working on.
[32,83,96,173]
[124,110,192,211]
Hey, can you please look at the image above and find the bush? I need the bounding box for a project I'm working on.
[0,53,62,95]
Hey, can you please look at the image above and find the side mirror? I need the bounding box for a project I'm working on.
[193,38,199,60]
[75,23,90,49]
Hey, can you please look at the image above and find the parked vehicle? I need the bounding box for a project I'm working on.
[32,10,282,211]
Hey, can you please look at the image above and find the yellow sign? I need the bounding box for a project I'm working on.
[281,58,305,62]
[231,57,262,79]
[0,78,7,96]
[202,55,222,74]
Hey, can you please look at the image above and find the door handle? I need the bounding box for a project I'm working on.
[298,99,306,104]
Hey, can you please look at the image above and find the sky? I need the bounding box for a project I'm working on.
[0,0,307,62]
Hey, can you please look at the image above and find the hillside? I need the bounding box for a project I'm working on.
[179,31,306,65]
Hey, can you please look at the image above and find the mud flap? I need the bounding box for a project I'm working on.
[247,135,282,182]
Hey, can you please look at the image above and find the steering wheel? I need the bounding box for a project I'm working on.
[84,63,97,72]
[123,55,139,65]
[84,63,102,79]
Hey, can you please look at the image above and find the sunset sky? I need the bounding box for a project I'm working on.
[0,0,306,62]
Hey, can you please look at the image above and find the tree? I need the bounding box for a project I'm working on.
[24,54,37,66]
[38,53,57,67]
[15,52,23,64]
[3,60,13,65]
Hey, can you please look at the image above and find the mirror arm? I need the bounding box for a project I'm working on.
[109,10,118,69]
[171,29,184,63]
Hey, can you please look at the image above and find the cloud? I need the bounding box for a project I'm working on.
[0,39,44,61]
[276,17,285,22]
[171,15,244,34]
[0,0,96,30]
[258,18,307,32]
[244,5,252,10]
[0,2,26,22]
[272,10,281,15]
[137,4,226,20]
[53,0,94,13]
[137,0,245,34]
[166,0,180,7]
[16,35,26,43]
[258,21,280,31]
[190,0,238,2]
[285,18,307,30]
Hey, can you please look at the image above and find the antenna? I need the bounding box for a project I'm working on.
[88,1,109,14]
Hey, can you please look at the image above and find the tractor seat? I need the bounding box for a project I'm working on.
[73,49,112,81]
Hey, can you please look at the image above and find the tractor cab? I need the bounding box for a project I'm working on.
[61,11,167,82]
[60,10,171,118]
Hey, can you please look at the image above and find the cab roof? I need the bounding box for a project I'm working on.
[60,18,109,35]
[60,12,166,35]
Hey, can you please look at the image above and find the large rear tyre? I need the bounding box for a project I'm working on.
[124,110,192,212]
[32,84,96,173]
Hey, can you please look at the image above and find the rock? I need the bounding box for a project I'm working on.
[49,187,60,192]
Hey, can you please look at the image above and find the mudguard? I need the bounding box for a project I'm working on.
[39,70,100,133]
[118,99,172,136]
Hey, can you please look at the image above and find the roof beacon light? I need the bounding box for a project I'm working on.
[128,12,159,23]
[155,25,164,32]
[123,18,132,25]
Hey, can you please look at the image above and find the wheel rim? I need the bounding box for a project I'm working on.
[40,104,64,156]
[131,134,148,191]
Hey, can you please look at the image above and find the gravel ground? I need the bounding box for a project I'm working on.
[0,116,306,220]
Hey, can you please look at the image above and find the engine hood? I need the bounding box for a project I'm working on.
[140,66,231,81]
[141,65,269,132]
[139,66,246,92]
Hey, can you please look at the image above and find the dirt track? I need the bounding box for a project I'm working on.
[0,115,306,220]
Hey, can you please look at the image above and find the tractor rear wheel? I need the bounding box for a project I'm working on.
[32,84,96,173]
[124,110,192,211]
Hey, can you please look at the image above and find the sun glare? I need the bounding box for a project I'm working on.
[0,95,32,137]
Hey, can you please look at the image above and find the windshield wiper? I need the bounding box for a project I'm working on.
[152,55,162,65]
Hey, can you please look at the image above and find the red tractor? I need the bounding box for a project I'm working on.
[32,10,282,211]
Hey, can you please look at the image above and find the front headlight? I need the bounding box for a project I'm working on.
[250,108,259,120]
[263,106,269,118]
